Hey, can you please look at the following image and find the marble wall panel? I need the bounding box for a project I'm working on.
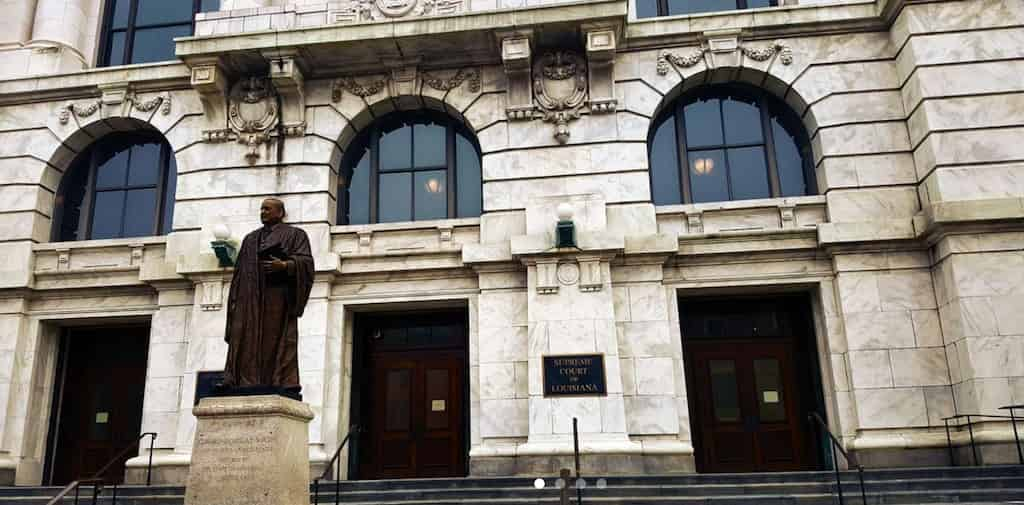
[624,396,678,435]
[479,398,528,437]
[481,143,646,181]
[854,387,927,429]
[925,163,1024,203]
[848,350,893,389]
[890,348,950,387]
[826,186,919,222]
[482,172,651,211]
[845,310,916,351]
[814,122,910,159]
[903,60,1024,113]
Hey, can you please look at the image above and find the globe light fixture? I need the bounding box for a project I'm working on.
[693,157,714,175]
[424,177,443,193]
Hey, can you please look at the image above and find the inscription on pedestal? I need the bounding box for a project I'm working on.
[184,396,313,505]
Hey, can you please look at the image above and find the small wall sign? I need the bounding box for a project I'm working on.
[543,354,607,396]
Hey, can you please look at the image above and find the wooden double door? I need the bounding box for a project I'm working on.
[682,296,821,473]
[688,341,810,472]
[48,327,149,485]
[353,312,467,479]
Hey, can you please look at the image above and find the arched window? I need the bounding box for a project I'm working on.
[54,132,177,241]
[648,84,814,205]
[338,111,482,225]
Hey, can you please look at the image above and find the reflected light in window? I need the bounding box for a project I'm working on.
[692,157,715,175]
[424,177,444,193]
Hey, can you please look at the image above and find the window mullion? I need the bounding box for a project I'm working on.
[369,126,380,224]
[123,0,140,64]
[154,143,168,235]
[674,105,692,204]
[717,100,734,201]
[81,150,100,240]
[446,126,456,219]
[761,97,783,197]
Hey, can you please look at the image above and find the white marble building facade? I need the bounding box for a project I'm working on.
[0,0,1022,486]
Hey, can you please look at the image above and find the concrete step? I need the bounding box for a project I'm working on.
[0,466,1020,505]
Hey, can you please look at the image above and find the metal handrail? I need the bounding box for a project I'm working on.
[46,432,157,505]
[807,412,867,505]
[572,417,582,505]
[312,425,360,505]
[943,412,1023,466]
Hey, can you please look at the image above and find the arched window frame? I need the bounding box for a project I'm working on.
[338,110,483,225]
[648,83,816,205]
[53,131,178,242]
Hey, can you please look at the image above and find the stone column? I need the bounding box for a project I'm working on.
[28,0,90,73]
[0,0,37,45]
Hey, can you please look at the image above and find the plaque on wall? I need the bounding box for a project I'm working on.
[543,354,607,396]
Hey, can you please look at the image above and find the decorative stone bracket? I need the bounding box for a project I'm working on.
[529,254,608,295]
[498,25,620,144]
[657,32,793,76]
[191,53,308,164]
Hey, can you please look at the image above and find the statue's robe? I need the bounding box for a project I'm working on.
[223,223,314,389]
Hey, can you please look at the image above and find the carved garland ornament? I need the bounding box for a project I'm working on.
[331,68,480,102]
[657,40,793,75]
[58,100,101,125]
[130,92,173,115]
[422,68,481,93]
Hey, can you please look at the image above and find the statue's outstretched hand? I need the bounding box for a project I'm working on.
[261,255,289,273]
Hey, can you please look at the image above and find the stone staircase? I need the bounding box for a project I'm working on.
[1,465,1021,505]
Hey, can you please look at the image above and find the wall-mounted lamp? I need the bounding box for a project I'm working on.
[210,224,238,268]
[555,202,576,249]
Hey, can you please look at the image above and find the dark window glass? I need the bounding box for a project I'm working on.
[107,31,127,66]
[380,125,412,171]
[772,117,809,197]
[95,149,130,189]
[688,150,728,203]
[649,118,681,205]
[124,188,158,237]
[161,155,178,235]
[54,132,177,241]
[127,142,161,186]
[379,172,412,223]
[414,171,447,220]
[339,111,482,225]
[727,146,771,200]
[636,0,660,18]
[130,25,192,64]
[110,0,131,28]
[413,123,446,168]
[455,135,482,218]
[648,84,813,205]
[136,0,193,25]
[91,191,125,240]
[723,98,763,145]
[100,0,213,67]
[709,360,740,422]
[640,0,777,18]
[683,99,722,148]
[348,150,371,225]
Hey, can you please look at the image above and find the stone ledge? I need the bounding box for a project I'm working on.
[193,394,315,420]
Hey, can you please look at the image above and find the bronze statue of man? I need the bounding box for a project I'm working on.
[221,198,314,399]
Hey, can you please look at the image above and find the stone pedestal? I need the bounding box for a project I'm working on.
[185,395,314,505]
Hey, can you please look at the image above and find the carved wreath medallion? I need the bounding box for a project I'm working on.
[533,51,588,144]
